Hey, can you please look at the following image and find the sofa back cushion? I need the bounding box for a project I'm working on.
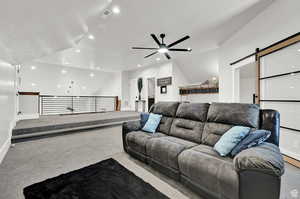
[202,103,260,146]
[169,103,210,143]
[151,102,180,134]
[207,103,260,128]
[176,103,210,121]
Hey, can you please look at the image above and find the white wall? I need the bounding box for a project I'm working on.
[128,62,172,103]
[181,94,219,103]
[19,62,122,97]
[0,60,16,163]
[120,71,130,110]
[172,62,190,101]
[18,95,39,119]
[176,49,219,83]
[240,77,255,103]
[126,61,189,111]
[219,0,300,102]
[218,0,300,159]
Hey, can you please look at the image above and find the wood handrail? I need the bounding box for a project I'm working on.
[18,92,40,96]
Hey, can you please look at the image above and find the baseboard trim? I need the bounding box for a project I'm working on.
[17,113,39,121]
[0,137,11,164]
[281,148,300,161]
[281,148,300,168]
[283,155,300,168]
[0,119,15,164]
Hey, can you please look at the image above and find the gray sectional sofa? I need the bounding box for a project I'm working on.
[122,102,285,199]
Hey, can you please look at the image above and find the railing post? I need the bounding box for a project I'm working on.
[115,96,118,111]
[95,96,97,113]
[41,96,43,115]
[71,96,74,113]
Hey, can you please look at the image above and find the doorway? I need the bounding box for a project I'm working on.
[239,62,256,103]
[147,78,155,111]
[232,59,258,104]
[129,78,138,110]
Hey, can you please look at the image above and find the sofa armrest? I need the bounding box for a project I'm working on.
[122,120,141,152]
[233,142,284,177]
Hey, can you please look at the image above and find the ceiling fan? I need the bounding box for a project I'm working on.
[132,33,192,60]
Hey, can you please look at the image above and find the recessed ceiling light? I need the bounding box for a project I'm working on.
[112,6,120,14]
[57,84,61,88]
[31,83,36,86]
[88,34,95,40]
[82,86,86,90]
[156,57,161,61]
[61,70,67,74]
[158,48,168,53]
[75,49,81,53]
[31,66,36,70]
[297,49,300,52]
[137,64,142,67]
[90,73,95,77]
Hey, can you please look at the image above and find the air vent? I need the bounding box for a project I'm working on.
[103,9,111,16]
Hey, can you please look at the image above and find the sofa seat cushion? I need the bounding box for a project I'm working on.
[190,145,233,161]
[126,131,166,155]
[146,136,197,170]
[178,145,239,199]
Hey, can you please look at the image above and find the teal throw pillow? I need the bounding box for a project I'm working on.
[214,126,250,156]
[142,113,162,133]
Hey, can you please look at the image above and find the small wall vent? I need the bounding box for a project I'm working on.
[103,9,112,17]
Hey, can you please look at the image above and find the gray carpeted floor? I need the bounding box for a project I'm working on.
[14,111,139,130]
[0,126,299,199]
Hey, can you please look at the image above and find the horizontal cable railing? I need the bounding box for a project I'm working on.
[40,95,117,115]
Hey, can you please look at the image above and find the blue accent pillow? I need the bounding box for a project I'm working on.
[142,113,162,133]
[140,112,150,128]
[214,126,250,156]
[231,129,271,156]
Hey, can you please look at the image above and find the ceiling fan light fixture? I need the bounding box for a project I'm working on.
[158,47,168,53]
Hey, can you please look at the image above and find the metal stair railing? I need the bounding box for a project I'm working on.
[40,95,117,115]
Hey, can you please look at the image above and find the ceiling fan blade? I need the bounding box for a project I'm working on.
[165,53,171,59]
[144,51,158,58]
[132,47,159,50]
[169,48,192,52]
[151,34,161,47]
[167,35,190,48]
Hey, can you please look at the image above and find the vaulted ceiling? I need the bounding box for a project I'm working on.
[0,0,273,72]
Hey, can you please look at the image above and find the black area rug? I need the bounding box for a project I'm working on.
[24,158,169,199]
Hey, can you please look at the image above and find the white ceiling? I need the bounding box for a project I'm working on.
[0,0,273,72]
[0,0,111,64]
